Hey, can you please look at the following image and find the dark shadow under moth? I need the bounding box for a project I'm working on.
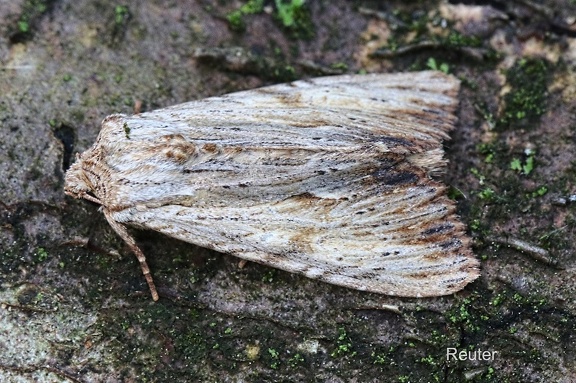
[64,71,480,301]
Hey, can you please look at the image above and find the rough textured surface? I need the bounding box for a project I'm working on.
[1,0,575,382]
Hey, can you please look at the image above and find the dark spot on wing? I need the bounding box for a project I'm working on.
[423,108,441,115]
[375,136,415,147]
[439,239,461,249]
[370,97,388,102]
[291,192,319,201]
[373,168,418,186]
[422,223,454,236]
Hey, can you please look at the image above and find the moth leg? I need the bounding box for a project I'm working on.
[103,210,159,301]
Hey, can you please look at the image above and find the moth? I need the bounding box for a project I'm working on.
[64,71,480,301]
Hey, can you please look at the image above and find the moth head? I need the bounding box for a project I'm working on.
[64,154,103,205]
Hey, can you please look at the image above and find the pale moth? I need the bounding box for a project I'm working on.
[64,71,480,301]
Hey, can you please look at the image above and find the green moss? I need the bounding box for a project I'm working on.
[469,219,481,231]
[478,187,496,201]
[372,346,394,365]
[477,143,499,163]
[272,0,313,39]
[271,64,297,81]
[447,297,480,331]
[174,328,208,361]
[510,151,535,175]
[330,327,357,357]
[114,5,130,25]
[102,4,133,45]
[393,8,429,35]
[261,269,276,283]
[444,31,482,48]
[470,167,486,185]
[426,57,449,73]
[531,185,548,198]
[226,0,313,39]
[419,354,438,366]
[35,247,49,263]
[382,9,495,68]
[12,0,53,40]
[498,58,550,130]
[18,21,30,33]
[267,347,280,369]
[510,158,522,172]
[226,11,244,31]
[274,0,304,27]
[330,62,349,71]
[226,0,264,31]
[287,352,304,367]
[490,293,505,306]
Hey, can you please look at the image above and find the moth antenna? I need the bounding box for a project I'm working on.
[104,210,159,301]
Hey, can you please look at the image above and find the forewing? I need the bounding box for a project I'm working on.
[93,71,460,208]
[92,71,478,297]
[113,175,477,297]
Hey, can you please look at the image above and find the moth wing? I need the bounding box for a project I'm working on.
[92,71,478,297]
[141,71,459,154]
[111,172,477,297]
[95,71,461,208]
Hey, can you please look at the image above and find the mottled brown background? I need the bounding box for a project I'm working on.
[1,1,575,382]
